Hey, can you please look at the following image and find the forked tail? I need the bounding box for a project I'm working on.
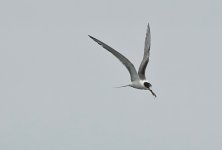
[114,84,130,88]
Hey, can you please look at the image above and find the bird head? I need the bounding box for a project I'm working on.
[144,82,152,88]
[144,81,157,97]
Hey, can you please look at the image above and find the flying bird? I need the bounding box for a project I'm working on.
[89,24,156,97]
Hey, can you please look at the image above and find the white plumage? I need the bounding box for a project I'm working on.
[89,23,156,97]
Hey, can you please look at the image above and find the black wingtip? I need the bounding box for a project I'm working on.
[88,35,97,41]
[147,23,150,30]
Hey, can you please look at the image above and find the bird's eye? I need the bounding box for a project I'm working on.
[144,82,151,88]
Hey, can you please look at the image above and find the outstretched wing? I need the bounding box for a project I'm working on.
[89,35,139,81]
[138,23,151,80]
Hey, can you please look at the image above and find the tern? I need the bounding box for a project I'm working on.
[89,23,156,97]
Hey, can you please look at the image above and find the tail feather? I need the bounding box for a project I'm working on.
[114,84,130,88]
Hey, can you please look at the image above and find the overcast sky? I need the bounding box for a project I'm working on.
[1,0,222,150]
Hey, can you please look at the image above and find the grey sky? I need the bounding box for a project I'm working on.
[0,0,222,150]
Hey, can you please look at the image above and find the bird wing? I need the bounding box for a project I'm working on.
[89,35,139,81]
[138,23,151,80]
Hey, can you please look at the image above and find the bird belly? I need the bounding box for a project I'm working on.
[131,81,146,89]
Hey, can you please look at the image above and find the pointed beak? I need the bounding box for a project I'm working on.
[149,89,157,98]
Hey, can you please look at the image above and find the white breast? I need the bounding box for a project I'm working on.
[130,80,147,89]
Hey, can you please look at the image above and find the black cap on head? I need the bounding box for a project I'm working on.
[144,82,152,88]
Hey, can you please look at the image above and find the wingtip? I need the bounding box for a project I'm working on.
[147,23,150,30]
[88,35,96,41]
